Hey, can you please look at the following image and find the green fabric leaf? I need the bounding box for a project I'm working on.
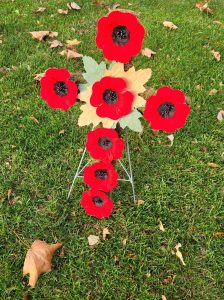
[119,110,143,133]
[78,83,89,92]
[82,56,106,85]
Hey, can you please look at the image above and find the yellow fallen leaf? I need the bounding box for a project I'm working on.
[211,50,221,62]
[58,9,68,14]
[66,39,81,48]
[23,240,62,288]
[167,134,174,146]
[174,243,186,266]
[33,7,46,14]
[49,40,63,48]
[207,162,219,168]
[163,21,178,30]
[102,228,110,240]
[88,235,100,246]
[217,110,224,122]
[29,31,58,41]
[122,238,128,246]
[159,220,165,232]
[142,48,156,58]
[30,116,39,124]
[137,199,144,206]
[59,129,65,135]
[67,49,83,60]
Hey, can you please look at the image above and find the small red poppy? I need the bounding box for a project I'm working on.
[84,162,118,192]
[40,68,78,110]
[80,189,114,219]
[96,11,145,63]
[86,128,124,162]
[90,76,134,120]
[144,86,190,133]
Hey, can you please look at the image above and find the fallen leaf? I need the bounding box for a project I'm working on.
[33,7,46,14]
[207,162,219,168]
[66,39,81,48]
[59,129,65,135]
[67,2,81,10]
[167,134,174,146]
[67,49,83,59]
[142,48,156,58]
[195,84,203,90]
[213,232,224,237]
[49,39,63,48]
[195,2,213,14]
[211,50,221,62]
[23,240,62,288]
[173,243,186,266]
[59,50,67,56]
[58,9,68,14]
[30,31,58,41]
[163,274,176,284]
[111,3,120,10]
[137,199,144,206]
[213,20,222,25]
[217,110,224,121]
[122,238,128,246]
[162,296,167,300]
[22,292,32,300]
[114,256,119,264]
[59,249,65,257]
[0,35,3,45]
[159,220,165,232]
[7,189,12,202]
[163,21,178,30]
[88,235,100,246]
[208,88,218,95]
[30,116,39,124]
[34,73,45,81]
[102,228,110,240]
[77,148,83,154]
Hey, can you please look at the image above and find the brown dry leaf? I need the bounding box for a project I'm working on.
[23,240,62,288]
[207,162,219,168]
[67,2,81,10]
[213,232,224,237]
[173,243,186,266]
[163,274,176,285]
[30,31,58,41]
[78,148,83,154]
[167,134,174,146]
[30,116,39,124]
[114,256,119,264]
[34,73,45,81]
[66,39,80,48]
[102,228,110,240]
[67,49,83,60]
[7,189,12,202]
[33,7,46,14]
[49,40,63,48]
[163,21,178,30]
[195,2,213,14]
[162,296,167,300]
[59,129,65,135]
[211,50,221,62]
[58,9,68,14]
[142,48,156,58]
[88,235,100,246]
[208,88,218,95]
[22,292,32,300]
[159,220,165,232]
[137,199,145,206]
[59,50,67,56]
[122,238,128,246]
[213,20,222,25]
[217,110,224,122]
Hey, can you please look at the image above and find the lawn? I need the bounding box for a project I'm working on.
[0,0,224,299]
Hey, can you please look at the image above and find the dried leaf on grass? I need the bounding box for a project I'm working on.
[58,9,68,14]
[30,116,39,124]
[30,31,58,41]
[195,2,213,14]
[23,240,62,288]
[163,21,178,30]
[67,2,81,10]
[217,110,224,121]
[167,134,174,146]
[207,162,219,168]
[88,235,100,246]
[211,50,221,62]
[142,48,156,58]
[33,7,46,14]
[60,49,83,59]
[163,274,176,284]
[159,220,165,232]
[102,228,110,240]
[162,296,167,300]
[137,199,145,206]
[213,232,224,237]
[34,73,45,81]
[66,39,80,48]
[49,40,63,48]
[173,243,186,266]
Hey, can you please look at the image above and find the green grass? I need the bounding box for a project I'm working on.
[0,0,224,299]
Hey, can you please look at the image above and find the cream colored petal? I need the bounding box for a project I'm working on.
[133,95,146,108]
[78,86,92,104]
[125,67,152,94]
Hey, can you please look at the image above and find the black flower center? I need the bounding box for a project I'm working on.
[54,81,68,97]
[98,136,113,149]
[103,89,118,104]
[158,102,175,118]
[92,196,105,207]
[112,25,130,46]
[94,169,108,180]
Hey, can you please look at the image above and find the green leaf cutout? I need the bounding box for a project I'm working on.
[119,109,143,133]
[82,56,106,85]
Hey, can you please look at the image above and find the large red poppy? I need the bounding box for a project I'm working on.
[86,128,124,162]
[80,190,114,219]
[144,86,190,133]
[96,11,145,63]
[40,68,78,110]
[84,161,118,192]
[90,76,134,120]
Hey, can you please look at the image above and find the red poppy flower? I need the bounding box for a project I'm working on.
[90,76,134,120]
[84,162,118,192]
[86,128,124,162]
[144,86,190,133]
[96,11,145,63]
[80,189,114,219]
[40,68,78,110]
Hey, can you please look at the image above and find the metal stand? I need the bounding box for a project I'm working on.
[67,128,136,203]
